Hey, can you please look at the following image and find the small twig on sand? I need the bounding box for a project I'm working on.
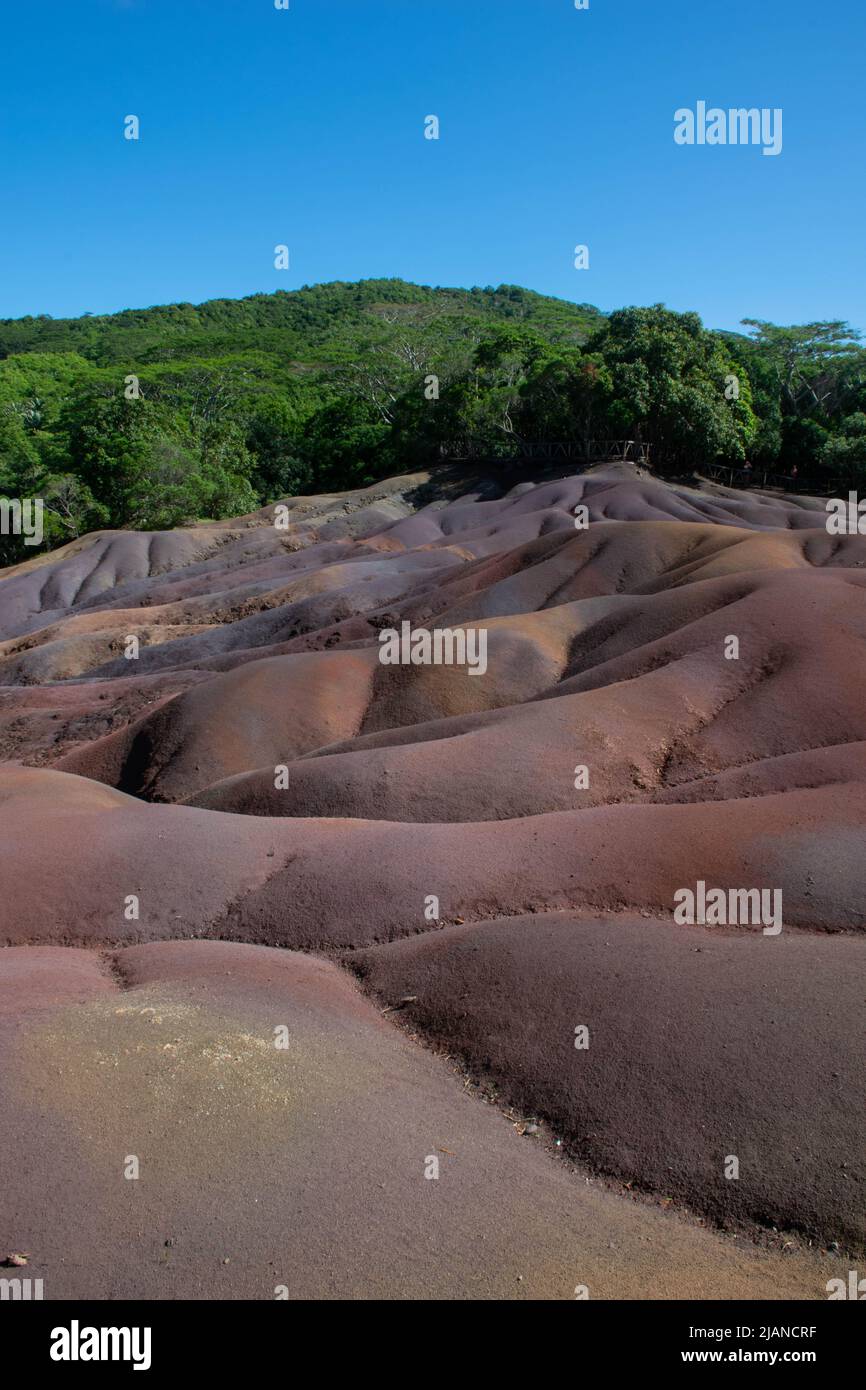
[381,995,418,1015]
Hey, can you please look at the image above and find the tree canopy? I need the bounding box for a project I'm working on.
[1,279,864,562]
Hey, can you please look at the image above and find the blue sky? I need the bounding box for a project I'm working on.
[0,0,861,333]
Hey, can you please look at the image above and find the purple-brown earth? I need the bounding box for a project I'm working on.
[0,462,863,1299]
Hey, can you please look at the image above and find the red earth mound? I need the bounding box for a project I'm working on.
[0,939,839,1299]
[1,463,863,1296]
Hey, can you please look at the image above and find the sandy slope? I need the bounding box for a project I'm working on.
[0,941,842,1300]
[0,463,862,1298]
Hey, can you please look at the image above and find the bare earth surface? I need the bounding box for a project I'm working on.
[0,463,862,1300]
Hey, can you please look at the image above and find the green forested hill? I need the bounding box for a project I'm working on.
[0,279,602,366]
[1,278,864,564]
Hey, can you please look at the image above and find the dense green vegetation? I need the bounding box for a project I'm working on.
[1,278,864,563]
